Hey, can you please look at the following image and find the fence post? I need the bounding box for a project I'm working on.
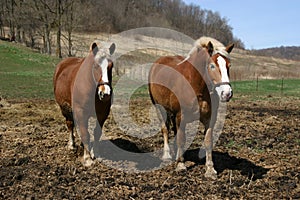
[256,76,258,92]
[281,78,284,96]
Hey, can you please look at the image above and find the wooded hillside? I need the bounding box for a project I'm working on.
[251,46,300,61]
[0,0,244,57]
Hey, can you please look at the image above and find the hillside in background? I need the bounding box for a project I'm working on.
[66,32,300,81]
[0,0,244,58]
[251,46,300,61]
[229,48,300,80]
[0,39,300,100]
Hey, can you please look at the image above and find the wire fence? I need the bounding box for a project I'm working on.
[231,78,300,97]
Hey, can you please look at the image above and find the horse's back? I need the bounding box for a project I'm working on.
[153,55,184,70]
[54,57,84,119]
[54,57,84,87]
[149,55,186,111]
[149,55,185,87]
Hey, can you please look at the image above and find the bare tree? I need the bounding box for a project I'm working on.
[0,0,245,57]
[55,0,62,58]
[28,0,56,54]
[61,0,82,57]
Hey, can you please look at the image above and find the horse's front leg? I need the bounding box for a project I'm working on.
[204,127,217,179]
[91,119,103,159]
[77,117,94,167]
[175,115,186,171]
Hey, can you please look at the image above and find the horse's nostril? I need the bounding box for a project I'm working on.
[98,91,105,100]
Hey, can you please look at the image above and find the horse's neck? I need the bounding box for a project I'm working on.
[189,50,206,71]
[189,50,208,78]
[82,54,96,82]
[74,54,97,94]
[188,50,213,92]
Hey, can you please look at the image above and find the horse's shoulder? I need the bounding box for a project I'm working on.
[54,57,84,83]
[58,57,84,71]
[63,57,84,66]
[155,55,184,67]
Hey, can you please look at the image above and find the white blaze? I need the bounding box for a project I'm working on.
[99,58,111,95]
[216,56,232,101]
[217,56,229,83]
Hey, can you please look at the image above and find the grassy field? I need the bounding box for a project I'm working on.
[0,41,60,99]
[231,79,300,98]
[127,78,300,100]
[0,41,299,100]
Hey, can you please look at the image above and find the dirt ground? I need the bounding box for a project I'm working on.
[0,96,299,199]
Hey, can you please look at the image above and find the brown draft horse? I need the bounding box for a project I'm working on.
[53,41,116,166]
[148,37,234,179]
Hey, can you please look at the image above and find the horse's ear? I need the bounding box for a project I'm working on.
[109,43,116,55]
[207,41,214,56]
[226,43,234,53]
[91,42,98,56]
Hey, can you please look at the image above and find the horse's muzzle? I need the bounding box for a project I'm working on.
[220,90,233,102]
[214,82,233,102]
[97,82,111,100]
[98,90,105,100]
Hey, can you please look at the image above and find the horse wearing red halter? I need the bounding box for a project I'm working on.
[148,36,234,179]
[53,41,116,166]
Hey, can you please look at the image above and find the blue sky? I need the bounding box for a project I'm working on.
[182,0,300,49]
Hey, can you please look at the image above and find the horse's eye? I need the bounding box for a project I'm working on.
[210,64,216,70]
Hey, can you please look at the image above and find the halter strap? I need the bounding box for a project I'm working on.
[97,82,112,100]
[97,82,111,88]
[204,61,231,96]
[209,82,231,96]
[214,82,231,88]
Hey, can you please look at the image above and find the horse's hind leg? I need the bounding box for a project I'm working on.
[155,105,172,160]
[66,120,75,150]
[61,104,76,150]
[162,119,172,160]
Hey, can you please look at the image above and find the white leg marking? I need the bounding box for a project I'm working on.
[162,142,172,160]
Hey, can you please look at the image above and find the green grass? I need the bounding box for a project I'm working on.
[0,41,60,99]
[231,79,300,98]
[126,79,300,100]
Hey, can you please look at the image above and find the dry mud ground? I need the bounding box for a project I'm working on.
[0,97,299,199]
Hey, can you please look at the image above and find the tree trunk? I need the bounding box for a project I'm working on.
[56,0,62,58]
[45,23,51,55]
[67,1,74,57]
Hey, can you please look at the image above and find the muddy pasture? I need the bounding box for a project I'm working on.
[0,96,299,199]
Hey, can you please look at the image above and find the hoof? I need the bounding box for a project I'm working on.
[204,168,217,180]
[67,142,76,150]
[162,151,172,161]
[176,162,187,171]
[82,157,94,167]
[162,155,172,161]
[160,160,172,168]
[90,148,95,159]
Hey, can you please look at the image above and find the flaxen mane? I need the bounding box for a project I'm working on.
[178,36,229,65]
[195,36,229,58]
